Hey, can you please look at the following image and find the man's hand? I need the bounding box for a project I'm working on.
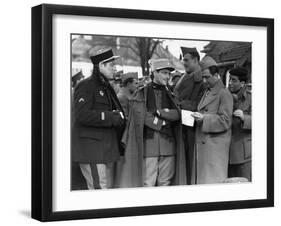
[191,112,204,121]
[233,109,244,121]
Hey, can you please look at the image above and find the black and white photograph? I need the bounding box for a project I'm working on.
[0,0,279,225]
[30,3,274,221]
[71,34,252,190]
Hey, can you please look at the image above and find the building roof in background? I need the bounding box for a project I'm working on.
[201,41,251,66]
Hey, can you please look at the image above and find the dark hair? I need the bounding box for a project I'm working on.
[229,67,248,82]
[92,61,113,76]
[209,66,219,76]
[123,77,135,87]
[92,64,100,76]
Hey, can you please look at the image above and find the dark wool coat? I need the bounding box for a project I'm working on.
[72,74,125,164]
[117,85,187,187]
[173,70,206,184]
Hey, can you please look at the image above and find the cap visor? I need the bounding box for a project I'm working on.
[101,55,120,64]
[155,66,175,72]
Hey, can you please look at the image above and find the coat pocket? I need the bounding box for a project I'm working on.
[79,130,103,140]
[243,137,252,159]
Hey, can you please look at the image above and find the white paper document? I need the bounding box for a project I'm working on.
[181,110,195,127]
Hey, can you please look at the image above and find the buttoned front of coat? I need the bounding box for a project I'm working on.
[143,89,176,157]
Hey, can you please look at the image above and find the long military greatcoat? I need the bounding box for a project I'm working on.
[118,85,187,187]
[192,79,233,184]
[173,70,206,184]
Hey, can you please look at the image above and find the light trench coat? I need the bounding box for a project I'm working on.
[192,79,233,184]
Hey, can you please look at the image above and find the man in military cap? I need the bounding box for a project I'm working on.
[117,72,138,117]
[72,48,126,189]
[228,67,252,181]
[119,59,186,187]
[191,56,233,184]
[173,47,206,184]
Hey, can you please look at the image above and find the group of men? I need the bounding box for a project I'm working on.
[71,47,252,190]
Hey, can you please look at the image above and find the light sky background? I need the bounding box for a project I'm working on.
[73,34,209,59]
[72,35,210,77]
[163,39,210,59]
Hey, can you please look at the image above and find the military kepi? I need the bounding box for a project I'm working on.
[90,48,119,65]
[149,59,175,72]
[181,47,199,57]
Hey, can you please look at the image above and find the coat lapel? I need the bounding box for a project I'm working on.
[198,79,224,111]
[198,91,216,111]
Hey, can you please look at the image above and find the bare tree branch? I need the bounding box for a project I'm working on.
[118,44,140,56]
[149,40,160,57]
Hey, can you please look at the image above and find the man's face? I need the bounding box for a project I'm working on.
[202,68,219,87]
[128,78,138,93]
[183,53,198,73]
[99,60,116,79]
[202,68,212,84]
[229,75,244,93]
[154,69,171,86]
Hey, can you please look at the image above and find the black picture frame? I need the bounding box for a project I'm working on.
[31,3,274,222]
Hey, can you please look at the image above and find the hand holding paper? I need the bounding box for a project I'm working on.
[191,112,204,121]
[181,110,195,127]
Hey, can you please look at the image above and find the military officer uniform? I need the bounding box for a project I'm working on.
[174,47,206,184]
[72,49,125,189]
[143,59,180,186]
